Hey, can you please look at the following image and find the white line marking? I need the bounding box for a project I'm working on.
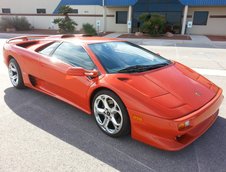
[192,68,226,77]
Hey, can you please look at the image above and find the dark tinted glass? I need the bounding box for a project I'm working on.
[2,8,11,13]
[39,42,61,55]
[71,9,78,13]
[89,42,171,73]
[52,42,95,70]
[193,11,208,25]
[37,9,46,14]
[116,11,128,24]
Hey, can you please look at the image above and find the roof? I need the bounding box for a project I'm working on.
[180,0,226,6]
[104,0,137,6]
[53,0,226,13]
[56,0,137,6]
[53,0,137,13]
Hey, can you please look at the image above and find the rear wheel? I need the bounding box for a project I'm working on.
[92,90,130,137]
[8,58,25,89]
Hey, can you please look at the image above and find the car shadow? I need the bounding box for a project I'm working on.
[4,87,226,172]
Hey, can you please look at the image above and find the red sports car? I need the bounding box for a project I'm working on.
[3,34,223,151]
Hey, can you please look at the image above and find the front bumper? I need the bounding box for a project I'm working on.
[129,89,223,151]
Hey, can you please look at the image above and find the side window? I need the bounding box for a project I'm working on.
[38,42,61,56]
[116,11,128,24]
[2,8,11,14]
[37,9,46,14]
[193,11,209,25]
[52,42,95,70]
[71,9,78,14]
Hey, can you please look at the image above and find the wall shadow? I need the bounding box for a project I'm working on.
[4,87,226,172]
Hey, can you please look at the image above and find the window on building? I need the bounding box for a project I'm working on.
[37,9,46,14]
[116,11,128,24]
[193,11,209,25]
[2,8,11,14]
[71,9,78,14]
[52,42,95,70]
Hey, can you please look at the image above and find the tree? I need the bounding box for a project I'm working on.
[139,13,166,36]
[53,5,77,33]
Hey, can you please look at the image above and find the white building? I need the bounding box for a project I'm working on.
[0,0,226,35]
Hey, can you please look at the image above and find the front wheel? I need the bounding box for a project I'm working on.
[8,58,25,89]
[92,90,130,137]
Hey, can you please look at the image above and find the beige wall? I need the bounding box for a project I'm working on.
[0,2,128,32]
[69,5,128,32]
[106,7,128,32]
[1,0,226,35]
[187,6,226,35]
[0,0,61,14]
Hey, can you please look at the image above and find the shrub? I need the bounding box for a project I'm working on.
[139,13,166,36]
[0,17,31,31]
[53,5,77,33]
[0,17,14,30]
[82,23,97,36]
[13,17,31,31]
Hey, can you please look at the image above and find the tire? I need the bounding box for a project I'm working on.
[8,58,25,89]
[92,89,130,137]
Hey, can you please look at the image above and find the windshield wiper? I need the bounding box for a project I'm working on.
[117,63,169,73]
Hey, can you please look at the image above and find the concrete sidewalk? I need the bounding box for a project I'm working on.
[103,33,226,49]
[0,32,50,39]
[103,33,125,38]
[122,36,226,49]
[1,32,226,49]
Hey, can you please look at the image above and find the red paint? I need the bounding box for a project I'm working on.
[3,35,224,151]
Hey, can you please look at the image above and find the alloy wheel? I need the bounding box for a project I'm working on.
[94,94,123,135]
[9,62,19,86]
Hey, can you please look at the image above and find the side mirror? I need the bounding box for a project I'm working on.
[66,67,98,78]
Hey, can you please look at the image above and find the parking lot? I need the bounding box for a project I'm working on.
[0,37,226,172]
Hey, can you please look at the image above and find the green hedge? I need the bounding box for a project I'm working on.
[82,23,97,36]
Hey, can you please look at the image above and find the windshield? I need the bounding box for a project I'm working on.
[89,42,171,74]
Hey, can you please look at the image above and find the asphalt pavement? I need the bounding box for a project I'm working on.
[0,37,226,172]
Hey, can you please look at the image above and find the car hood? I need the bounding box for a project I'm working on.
[113,62,218,119]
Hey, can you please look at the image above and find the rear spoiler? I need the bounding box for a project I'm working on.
[6,34,92,43]
[6,35,48,43]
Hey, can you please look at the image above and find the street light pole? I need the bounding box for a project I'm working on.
[128,5,132,33]
[181,5,188,35]
[102,0,106,32]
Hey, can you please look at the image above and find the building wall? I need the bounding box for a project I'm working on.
[187,6,226,35]
[105,7,128,32]
[69,6,128,32]
[0,1,128,32]
[1,0,226,35]
[0,0,61,14]
[132,0,184,32]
